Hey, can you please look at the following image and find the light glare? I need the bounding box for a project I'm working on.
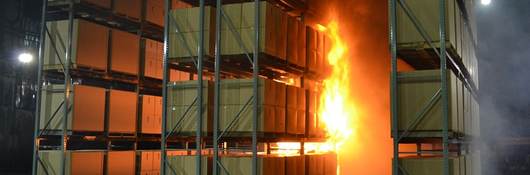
[481,0,491,5]
[18,53,33,63]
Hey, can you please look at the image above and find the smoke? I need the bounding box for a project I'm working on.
[477,0,530,174]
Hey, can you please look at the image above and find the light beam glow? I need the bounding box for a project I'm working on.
[18,52,33,63]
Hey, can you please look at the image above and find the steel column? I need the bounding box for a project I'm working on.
[61,1,75,174]
[196,0,205,174]
[389,0,399,174]
[213,0,222,174]
[439,0,449,175]
[252,0,260,175]
[32,0,49,174]
[161,0,172,174]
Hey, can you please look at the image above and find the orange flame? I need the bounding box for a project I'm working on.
[319,21,354,153]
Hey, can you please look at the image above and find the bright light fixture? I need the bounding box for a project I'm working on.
[481,0,491,5]
[18,52,33,63]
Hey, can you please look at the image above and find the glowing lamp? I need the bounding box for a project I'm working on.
[18,52,33,63]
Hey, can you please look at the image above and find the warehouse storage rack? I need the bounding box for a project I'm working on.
[161,0,323,175]
[31,0,168,174]
[32,0,321,175]
[389,0,479,175]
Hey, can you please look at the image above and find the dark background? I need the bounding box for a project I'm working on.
[1,0,530,174]
[0,0,41,174]
[477,0,530,174]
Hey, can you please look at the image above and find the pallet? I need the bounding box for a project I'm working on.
[169,52,323,81]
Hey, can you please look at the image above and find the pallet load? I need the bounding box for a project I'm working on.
[111,29,140,75]
[286,85,306,135]
[399,156,474,175]
[37,151,105,175]
[168,6,216,59]
[165,155,211,175]
[44,19,109,71]
[168,1,316,69]
[141,95,162,134]
[167,78,305,136]
[139,151,161,175]
[109,89,138,134]
[306,89,325,138]
[167,80,214,135]
[307,26,331,75]
[397,69,467,138]
[107,151,136,174]
[396,0,477,75]
[305,153,337,175]
[219,79,287,135]
[144,39,164,79]
[40,84,105,133]
[220,156,285,175]
[115,0,141,21]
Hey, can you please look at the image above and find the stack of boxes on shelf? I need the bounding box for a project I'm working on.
[40,0,195,136]
[37,150,137,175]
[395,0,480,174]
[166,80,213,135]
[167,77,324,136]
[166,1,329,137]
[139,151,162,175]
[39,84,106,133]
[168,1,326,70]
[168,6,216,58]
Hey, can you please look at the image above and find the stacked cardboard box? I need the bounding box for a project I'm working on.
[167,80,214,134]
[219,78,285,134]
[399,156,468,175]
[397,69,466,137]
[286,156,305,174]
[139,151,161,175]
[306,89,325,137]
[307,26,331,74]
[115,0,141,21]
[286,15,307,67]
[397,0,478,82]
[169,6,216,59]
[146,0,193,27]
[145,38,192,81]
[107,151,136,174]
[169,1,308,68]
[305,153,337,175]
[145,39,164,79]
[220,156,285,175]
[37,151,105,175]
[109,89,138,134]
[167,78,314,135]
[240,1,289,59]
[146,0,165,26]
[40,84,105,132]
[166,155,210,175]
[44,19,109,71]
[141,95,162,134]
[286,85,306,135]
[111,29,140,75]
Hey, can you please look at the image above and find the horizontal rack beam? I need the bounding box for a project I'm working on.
[45,0,164,41]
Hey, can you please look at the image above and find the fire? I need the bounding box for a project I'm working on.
[274,21,353,175]
[319,21,354,153]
